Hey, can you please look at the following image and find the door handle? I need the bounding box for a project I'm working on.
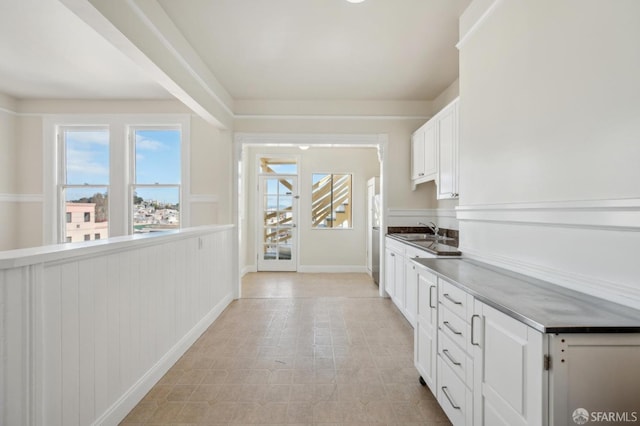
[471,314,480,346]
[441,387,460,410]
[443,321,462,335]
[443,293,462,305]
[428,285,436,309]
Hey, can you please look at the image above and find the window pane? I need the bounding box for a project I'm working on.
[311,173,352,229]
[263,245,277,260]
[278,179,293,195]
[132,187,180,233]
[64,130,109,185]
[331,174,352,229]
[135,129,181,184]
[64,187,109,242]
[259,157,297,174]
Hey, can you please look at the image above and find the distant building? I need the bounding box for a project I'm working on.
[65,203,108,242]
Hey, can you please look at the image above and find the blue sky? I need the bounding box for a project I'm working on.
[65,129,181,204]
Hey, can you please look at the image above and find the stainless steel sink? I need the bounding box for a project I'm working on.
[394,233,455,243]
[395,233,430,241]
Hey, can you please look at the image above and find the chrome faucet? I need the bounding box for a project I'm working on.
[418,221,440,238]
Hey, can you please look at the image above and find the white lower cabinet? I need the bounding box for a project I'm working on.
[384,245,398,299]
[438,355,474,426]
[416,267,640,426]
[415,266,438,394]
[385,237,435,327]
[436,278,476,426]
[472,301,544,426]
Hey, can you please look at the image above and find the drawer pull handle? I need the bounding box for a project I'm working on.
[443,349,461,366]
[429,285,436,309]
[442,386,461,410]
[471,314,480,346]
[443,293,462,305]
[443,321,462,335]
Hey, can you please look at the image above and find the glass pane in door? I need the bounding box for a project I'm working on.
[262,177,295,261]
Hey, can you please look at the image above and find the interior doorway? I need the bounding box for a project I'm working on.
[233,133,389,299]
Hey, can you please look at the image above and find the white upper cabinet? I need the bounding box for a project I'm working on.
[436,101,459,200]
[410,98,459,199]
[411,123,438,185]
[411,130,426,181]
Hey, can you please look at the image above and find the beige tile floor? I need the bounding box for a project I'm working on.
[120,272,451,425]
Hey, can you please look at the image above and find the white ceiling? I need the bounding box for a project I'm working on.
[158,0,469,101]
[0,0,171,100]
[0,0,469,103]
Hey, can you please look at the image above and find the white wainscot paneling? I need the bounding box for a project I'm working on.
[388,209,458,230]
[1,225,235,426]
[457,199,640,310]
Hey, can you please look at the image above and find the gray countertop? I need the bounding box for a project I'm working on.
[412,258,640,333]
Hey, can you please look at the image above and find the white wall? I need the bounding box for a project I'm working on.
[189,117,233,225]
[243,145,379,272]
[235,117,436,211]
[0,95,21,250]
[457,0,640,308]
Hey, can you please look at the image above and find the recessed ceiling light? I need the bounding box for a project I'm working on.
[299,145,310,150]
[346,0,366,3]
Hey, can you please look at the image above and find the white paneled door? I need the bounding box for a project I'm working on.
[258,175,298,271]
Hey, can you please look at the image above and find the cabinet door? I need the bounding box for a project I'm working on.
[415,269,438,394]
[437,102,459,199]
[411,130,426,181]
[384,248,396,298]
[404,261,418,327]
[393,251,405,311]
[423,123,438,178]
[473,301,544,426]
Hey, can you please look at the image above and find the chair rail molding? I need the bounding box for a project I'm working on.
[456,198,640,231]
[0,193,44,203]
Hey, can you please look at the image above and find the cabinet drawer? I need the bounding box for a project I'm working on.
[437,357,471,426]
[438,330,472,385]
[439,279,471,321]
[439,305,469,352]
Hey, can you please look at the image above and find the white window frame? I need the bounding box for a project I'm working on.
[311,171,354,230]
[128,124,185,235]
[44,114,190,245]
[56,125,111,243]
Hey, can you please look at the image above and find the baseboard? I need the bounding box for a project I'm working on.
[94,292,234,426]
[241,264,257,277]
[461,248,640,310]
[297,265,368,273]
